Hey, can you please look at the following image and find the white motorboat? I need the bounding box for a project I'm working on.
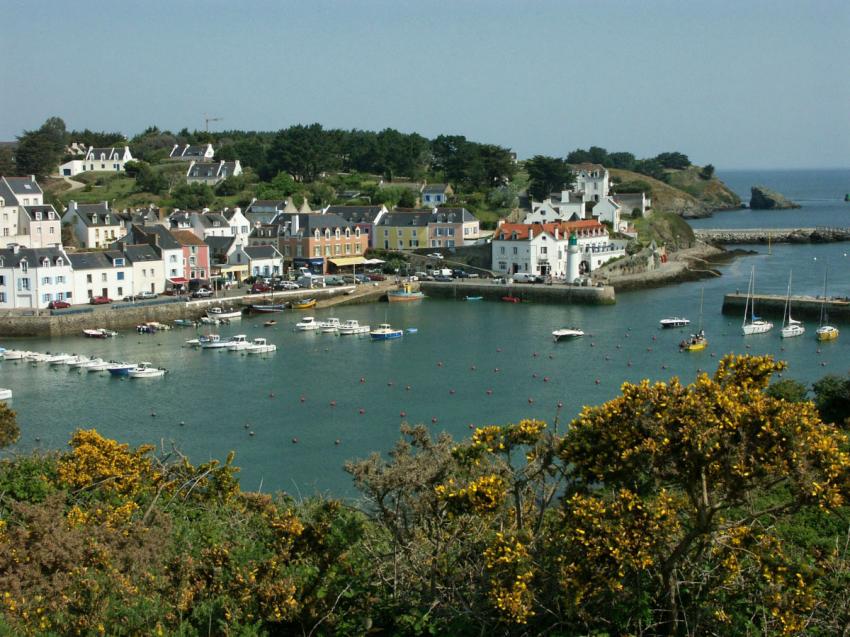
[0,388,11,400]
[246,338,277,354]
[320,318,341,333]
[129,362,167,378]
[659,317,690,329]
[207,307,242,321]
[107,362,136,377]
[46,353,73,365]
[227,334,252,351]
[552,328,585,342]
[66,355,92,367]
[200,334,229,349]
[370,323,403,340]
[26,352,49,363]
[83,328,117,338]
[295,317,320,331]
[1,349,29,361]
[742,266,773,335]
[780,271,805,339]
[78,357,106,370]
[338,319,370,335]
[84,359,111,372]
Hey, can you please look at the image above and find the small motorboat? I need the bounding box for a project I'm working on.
[680,330,708,352]
[552,328,585,342]
[264,320,277,327]
[501,296,521,303]
[339,319,370,335]
[107,362,136,377]
[405,328,418,334]
[320,318,341,333]
[1,349,29,361]
[83,328,117,338]
[129,362,167,378]
[252,304,286,313]
[387,283,425,302]
[137,324,156,334]
[200,334,229,349]
[816,325,839,341]
[464,296,483,301]
[292,298,317,310]
[295,317,320,331]
[173,319,196,327]
[246,338,276,354]
[26,352,49,363]
[659,317,690,329]
[0,388,11,400]
[83,359,111,372]
[370,323,403,340]
[65,355,91,367]
[207,307,243,321]
[226,335,252,351]
[46,353,73,365]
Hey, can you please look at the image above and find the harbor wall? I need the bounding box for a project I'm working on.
[696,227,850,244]
[420,281,615,305]
[722,293,850,321]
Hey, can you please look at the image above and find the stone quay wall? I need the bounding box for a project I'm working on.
[420,281,615,305]
[696,227,850,244]
[722,293,850,321]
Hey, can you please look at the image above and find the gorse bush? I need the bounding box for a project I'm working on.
[2,354,850,636]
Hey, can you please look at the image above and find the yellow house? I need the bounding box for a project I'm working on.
[375,211,431,250]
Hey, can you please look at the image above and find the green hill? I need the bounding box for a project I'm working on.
[610,167,740,218]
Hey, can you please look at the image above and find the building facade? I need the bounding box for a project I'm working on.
[0,245,73,309]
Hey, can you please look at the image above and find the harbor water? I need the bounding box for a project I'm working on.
[2,169,850,497]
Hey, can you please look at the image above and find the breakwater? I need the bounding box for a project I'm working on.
[420,281,615,305]
[722,293,850,321]
[696,227,850,244]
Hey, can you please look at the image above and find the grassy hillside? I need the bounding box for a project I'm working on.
[633,210,696,250]
[610,167,740,218]
[665,166,741,210]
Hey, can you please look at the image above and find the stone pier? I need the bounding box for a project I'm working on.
[419,281,615,305]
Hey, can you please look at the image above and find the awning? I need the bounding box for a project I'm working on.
[363,258,386,265]
[216,265,250,273]
[328,256,367,267]
[168,277,189,284]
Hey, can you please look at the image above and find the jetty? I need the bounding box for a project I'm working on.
[722,293,850,321]
[695,227,850,244]
[420,280,615,305]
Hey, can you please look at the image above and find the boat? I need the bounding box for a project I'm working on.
[387,282,425,302]
[200,334,229,349]
[246,338,277,354]
[370,323,403,340]
[137,323,156,334]
[252,304,286,313]
[741,267,773,335]
[0,388,11,400]
[128,362,167,378]
[46,353,73,365]
[106,362,136,377]
[681,289,708,352]
[83,328,117,338]
[464,296,483,301]
[173,319,196,327]
[780,271,805,339]
[83,359,111,372]
[1,349,29,361]
[26,352,49,363]
[552,328,585,342]
[816,270,839,341]
[338,319,370,335]
[501,296,521,303]
[77,357,105,370]
[65,355,91,367]
[295,316,320,331]
[292,298,317,310]
[659,317,690,329]
[320,318,341,333]
[207,307,242,321]
[226,334,252,351]
[405,328,418,334]
[264,320,277,327]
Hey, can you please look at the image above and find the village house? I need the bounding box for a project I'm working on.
[323,205,387,249]
[375,210,431,250]
[221,208,251,242]
[170,230,211,283]
[244,199,292,226]
[421,183,453,208]
[525,190,585,224]
[205,235,250,283]
[116,243,165,296]
[0,244,73,309]
[427,207,480,247]
[572,163,610,203]
[186,160,242,186]
[68,250,133,302]
[244,245,284,278]
[279,213,369,273]
[59,146,133,177]
[191,212,232,239]
[169,143,215,161]
[64,201,128,249]
[0,176,62,249]
[124,225,186,288]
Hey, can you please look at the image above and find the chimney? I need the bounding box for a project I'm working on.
[30,175,35,183]
[10,243,20,254]
[292,215,300,234]
[529,228,534,240]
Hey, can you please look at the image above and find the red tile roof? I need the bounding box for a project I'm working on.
[496,220,604,241]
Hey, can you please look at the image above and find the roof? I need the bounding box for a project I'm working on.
[68,252,113,270]
[132,224,182,251]
[422,183,451,195]
[247,199,286,210]
[171,230,207,246]
[0,246,67,268]
[495,220,605,241]
[74,202,120,226]
[21,205,58,220]
[122,244,160,263]
[431,207,475,223]
[87,147,119,160]
[184,144,212,157]
[2,176,42,196]
[296,213,352,232]
[204,235,236,256]
[244,245,281,259]
[324,205,384,223]
[378,210,433,227]
[572,163,607,174]
[197,213,229,228]
[0,180,16,205]
[187,161,239,180]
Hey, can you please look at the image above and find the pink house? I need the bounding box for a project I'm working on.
[171,230,211,282]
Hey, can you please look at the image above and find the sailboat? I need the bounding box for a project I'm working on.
[816,270,839,341]
[680,288,708,351]
[780,271,805,338]
[742,266,773,335]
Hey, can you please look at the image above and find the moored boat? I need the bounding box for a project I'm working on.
[370,323,403,340]
[64,355,91,367]
[681,331,708,351]
[742,267,773,335]
[46,353,73,365]
[252,304,286,313]
[83,328,117,338]
[816,270,839,342]
[173,319,196,327]
[387,283,425,302]
[264,320,277,327]
[292,298,317,310]
[128,362,167,378]
[295,317,320,331]
[552,328,585,342]
[320,318,341,333]
[1,349,29,361]
[501,296,520,303]
[200,334,229,349]
[107,362,136,376]
[780,272,805,339]
[84,359,111,372]
[226,335,252,351]
[207,307,242,321]
[246,338,277,354]
[0,388,11,400]
[659,317,690,329]
[338,319,370,335]
[464,295,483,301]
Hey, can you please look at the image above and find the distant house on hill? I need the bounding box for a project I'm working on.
[170,144,215,161]
[64,200,128,249]
[421,183,453,208]
[59,146,134,177]
[186,160,242,186]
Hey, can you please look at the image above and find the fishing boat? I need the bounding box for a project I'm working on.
[816,270,839,341]
[226,335,252,351]
[246,338,276,354]
[501,295,521,303]
[320,318,341,333]
[128,362,167,378]
[464,295,483,301]
[207,306,242,321]
[83,328,117,338]
[659,317,690,329]
[200,334,229,349]
[107,362,136,377]
[552,328,585,342]
[780,271,805,338]
[339,319,370,335]
[2,349,29,361]
[295,316,320,331]
[173,319,196,327]
[264,320,277,327]
[370,323,403,340]
[681,289,708,352]
[742,266,773,335]
[292,298,317,310]
[0,388,11,400]
[84,359,111,372]
[387,282,425,302]
[46,353,73,365]
[252,304,286,313]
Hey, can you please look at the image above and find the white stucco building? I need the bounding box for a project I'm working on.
[0,244,73,309]
[245,245,284,277]
[186,160,242,186]
[572,163,610,203]
[64,201,128,249]
[0,176,62,249]
[170,143,215,161]
[524,190,585,224]
[59,146,134,177]
[68,251,134,302]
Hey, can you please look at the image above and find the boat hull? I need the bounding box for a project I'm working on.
[816,326,839,341]
[660,318,690,329]
[781,325,805,338]
[742,321,773,335]
[370,332,403,340]
[387,292,425,302]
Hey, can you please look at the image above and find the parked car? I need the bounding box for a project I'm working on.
[139,291,158,299]
[427,252,444,259]
[251,282,272,293]
[47,300,70,309]
[89,296,111,305]
[274,280,300,290]
[367,273,386,281]
[324,275,346,286]
[354,274,370,284]
[452,269,470,278]
[434,274,453,282]
[192,288,213,298]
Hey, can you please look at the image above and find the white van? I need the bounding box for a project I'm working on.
[511,272,536,283]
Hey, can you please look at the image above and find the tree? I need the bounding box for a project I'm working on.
[215,174,247,197]
[606,151,636,170]
[0,402,19,448]
[633,158,666,181]
[133,162,168,195]
[170,183,215,209]
[397,188,417,208]
[15,116,68,178]
[68,129,125,148]
[700,163,716,180]
[654,151,690,169]
[525,155,573,200]
[0,146,16,175]
[266,123,339,182]
[813,374,850,427]
[766,378,809,403]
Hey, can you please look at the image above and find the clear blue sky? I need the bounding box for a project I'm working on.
[2,0,847,169]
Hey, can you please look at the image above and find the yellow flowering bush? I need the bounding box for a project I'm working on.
[435,474,506,515]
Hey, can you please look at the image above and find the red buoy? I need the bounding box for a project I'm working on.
[359,408,365,415]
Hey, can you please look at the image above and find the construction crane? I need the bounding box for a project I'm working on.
[204,114,223,132]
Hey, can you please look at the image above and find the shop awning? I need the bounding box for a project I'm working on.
[168,277,189,284]
[216,265,250,273]
[329,256,367,267]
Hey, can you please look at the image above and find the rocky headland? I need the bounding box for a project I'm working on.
[749,185,800,209]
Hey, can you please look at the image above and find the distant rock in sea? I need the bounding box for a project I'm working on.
[749,185,800,210]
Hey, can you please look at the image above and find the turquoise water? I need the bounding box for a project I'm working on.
[2,170,850,497]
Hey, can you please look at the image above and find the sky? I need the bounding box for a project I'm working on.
[2,0,848,169]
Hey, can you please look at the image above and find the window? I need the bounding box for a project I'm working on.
[355,243,362,254]
[49,226,55,234]
[86,274,92,283]
[345,228,350,238]
[334,244,341,255]
[0,292,6,303]
[447,228,455,236]
[117,272,124,281]
[325,229,331,240]
[314,247,321,257]
[500,247,505,254]
[512,247,518,255]
[42,276,51,285]
[101,273,107,282]
[35,211,42,221]
[0,275,3,285]
[65,291,72,299]
[170,255,177,262]
[345,243,351,254]
[335,229,340,239]
[324,245,331,256]
[189,256,196,266]
[2,229,7,237]
[20,260,27,272]
[117,287,123,296]
[42,294,51,303]
[19,278,30,290]
[113,258,124,266]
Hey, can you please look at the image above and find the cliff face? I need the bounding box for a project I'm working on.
[750,185,800,209]
[610,168,740,218]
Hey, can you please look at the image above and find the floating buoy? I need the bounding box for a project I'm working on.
[821,361,827,367]
[335,439,341,445]
[468,423,475,429]
[652,336,656,341]
[330,400,336,407]
[711,353,716,357]
[494,368,500,373]
[527,397,534,404]
[470,365,477,371]
[387,381,394,386]
[269,392,275,398]
[400,411,406,418]
[244,423,250,429]
[437,361,443,367]
[646,347,652,352]
[591,342,595,347]
[532,352,539,357]
[449,389,455,395]
[405,385,411,391]
[595,379,600,385]
[627,361,632,367]
[360,377,366,383]
[557,401,563,408]
[35,436,41,442]
[180,421,185,426]
[291,437,298,443]
[151,412,156,417]
[662,365,667,370]
[486,389,493,395]
[300,395,306,403]
[431,417,438,423]
[817,349,822,354]
[247,431,254,436]
[532,373,538,378]
[496,348,502,353]
[543,376,550,382]
[616,344,621,349]
[359,408,365,415]
[548,354,554,359]
[605,355,611,361]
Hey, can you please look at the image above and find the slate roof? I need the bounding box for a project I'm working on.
[197,213,229,228]
[184,144,212,157]
[246,199,286,210]
[87,147,119,160]
[324,205,384,223]
[2,176,42,196]
[204,236,236,256]
[132,224,182,251]
[0,246,67,268]
[171,230,207,246]
[68,252,113,270]
[122,244,160,263]
[0,180,17,205]
[187,161,239,180]
[295,213,352,233]
[431,207,475,223]
[378,210,432,227]
[422,183,450,195]
[244,245,281,259]
[21,205,58,220]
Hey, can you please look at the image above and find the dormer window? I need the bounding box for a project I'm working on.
[335,229,340,239]
[20,259,27,272]
[56,258,63,266]
[113,258,125,267]
[104,215,110,224]
[92,214,98,224]
[314,229,320,240]
[355,228,361,238]
[42,258,50,268]
[35,211,42,221]
[345,228,351,238]
[325,229,331,240]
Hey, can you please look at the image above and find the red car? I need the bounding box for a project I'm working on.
[367,273,386,281]
[89,296,112,305]
[251,282,272,293]
[47,300,71,309]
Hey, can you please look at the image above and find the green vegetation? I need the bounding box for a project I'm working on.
[633,210,696,250]
[2,356,850,635]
